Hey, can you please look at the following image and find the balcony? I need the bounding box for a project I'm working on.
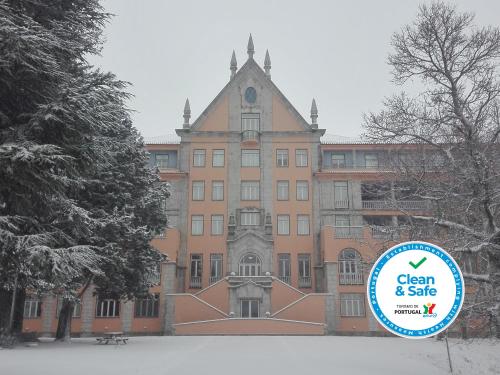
[298,276,312,288]
[189,276,202,289]
[362,200,429,210]
[241,130,260,144]
[334,199,349,209]
[209,276,222,285]
[333,226,364,239]
[339,271,364,285]
[371,226,400,240]
[278,275,291,284]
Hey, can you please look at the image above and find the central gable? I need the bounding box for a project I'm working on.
[189,57,313,133]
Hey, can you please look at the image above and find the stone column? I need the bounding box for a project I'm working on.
[162,261,177,335]
[121,300,134,334]
[80,285,95,337]
[324,262,339,334]
[40,294,55,337]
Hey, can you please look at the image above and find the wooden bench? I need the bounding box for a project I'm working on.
[96,332,128,345]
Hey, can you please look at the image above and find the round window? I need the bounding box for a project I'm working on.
[244,87,257,104]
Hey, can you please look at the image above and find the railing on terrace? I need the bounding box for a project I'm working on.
[338,270,364,285]
[190,276,202,289]
[333,226,364,239]
[298,276,312,288]
[362,200,429,210]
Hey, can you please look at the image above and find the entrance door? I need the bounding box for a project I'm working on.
[241,299,259,318]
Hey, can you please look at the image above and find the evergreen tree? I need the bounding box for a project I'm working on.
[0,0,168,340]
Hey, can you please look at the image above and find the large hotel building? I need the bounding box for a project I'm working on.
[22,36,464,336]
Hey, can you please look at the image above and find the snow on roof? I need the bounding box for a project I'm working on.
[320,134,401,145]
[144,134,180,145]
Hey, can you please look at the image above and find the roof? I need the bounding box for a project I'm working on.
[144,135,180,145]
[320,134,402,145]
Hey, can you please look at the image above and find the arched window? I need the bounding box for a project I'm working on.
[338,249,363,285]
[239,254,261,276]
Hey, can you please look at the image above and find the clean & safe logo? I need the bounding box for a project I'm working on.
[367,241,464,338]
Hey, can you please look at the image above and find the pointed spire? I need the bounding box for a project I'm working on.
[247,34,254,59]
[230,50,237,79]
[183,98,191,129]
[264,49,271,78]
[310,98,318,129]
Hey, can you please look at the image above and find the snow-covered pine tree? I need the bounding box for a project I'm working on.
[0,0,168,340]
[364,2,500,338]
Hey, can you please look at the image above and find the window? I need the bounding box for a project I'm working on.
[241,299,259,318]
[191,215,204,235]
[277,180,289,200]
[56,298,81,318]
[339,249,363,285]
[296,181,309,200]
[277,215,290,235]
[192,181,205,201]
[340,293,365,317]
[241,181,259,201]
[276,149,289,167]
[295,149,308,167]
[190,254,203,288]
[334,181,349,208]
[155,154,169,169]
[297,215,310,235]
[24,297,42,319]
[365,154,379,168]
[241,212,260,226]
[211,215,224,235]
[298,254,311,288]
[242,149,260,167]
[210,254,223,284]
[239,254,261,276]
[96,298,120,318]
[241,113,260,131]
[331,153,346,168]
[193,149,205,167]
[278,254,291,284]
[134,294,159,318]
[212,181,224,201]
[212,149,225,167]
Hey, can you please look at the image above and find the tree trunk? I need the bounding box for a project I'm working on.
[55,299,73,342]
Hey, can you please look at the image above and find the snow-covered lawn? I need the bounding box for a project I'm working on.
[0,336,498,375]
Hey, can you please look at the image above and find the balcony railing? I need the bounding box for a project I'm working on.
[190,276,202,289]
[339,272,364,285]
[334,199,349,209]
[362,200,429,210]
[278,275,291,284]
[209,276,222,285]
[333,226,364,239]
[298,276,312,288]
[323,164,387,171]
[371,226,400,240]
[241,130,260,143]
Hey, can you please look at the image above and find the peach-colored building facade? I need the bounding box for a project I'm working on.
[23,37,474,337]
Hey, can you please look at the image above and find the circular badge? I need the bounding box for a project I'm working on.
[367,241,464,339]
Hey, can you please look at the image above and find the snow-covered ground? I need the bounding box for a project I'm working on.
[0,336,499,375]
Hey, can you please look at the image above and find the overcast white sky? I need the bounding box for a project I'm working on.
[88,0,500,139]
